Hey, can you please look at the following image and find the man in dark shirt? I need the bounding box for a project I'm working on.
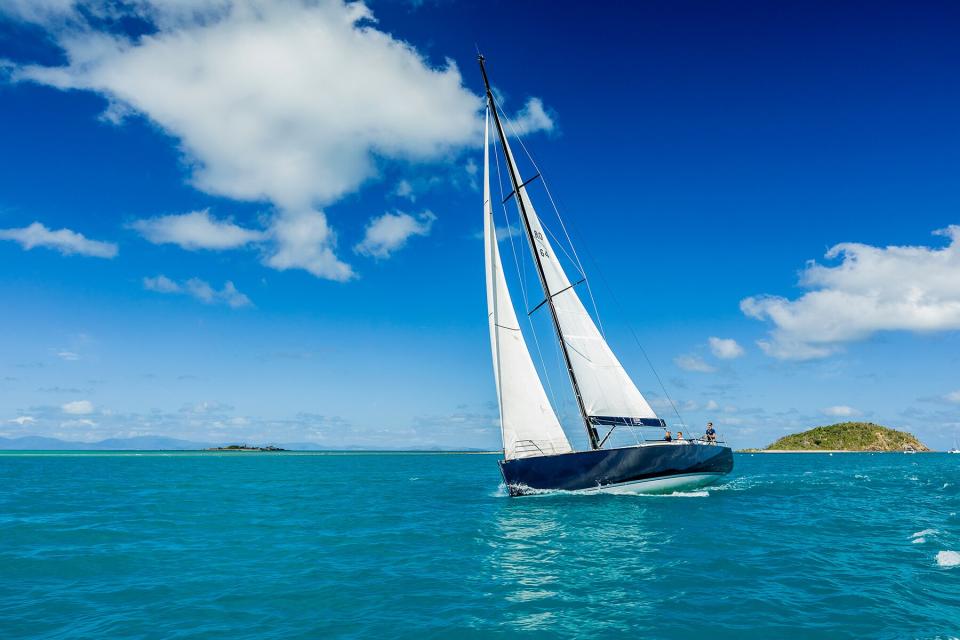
[705,422,717,443]
[664,430,672,442]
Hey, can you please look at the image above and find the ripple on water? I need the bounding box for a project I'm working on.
[3,451,960,638]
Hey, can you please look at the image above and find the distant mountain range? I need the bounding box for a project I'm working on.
[0,435,214,450]
[0,435,492,452]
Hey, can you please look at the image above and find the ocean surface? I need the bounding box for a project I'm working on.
[1,451,958,639]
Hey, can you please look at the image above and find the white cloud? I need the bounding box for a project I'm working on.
[8,416,36,425]
[473,224,521,242]
[61,418,97,427]
[144,275,252,308]
[504,97,555,136]
[704,400,720,411]
[708,337,744,359]
[393,180,415,201]
[463,158,480,191]
[265,209,353,281]
[742,226,960,359]
[62,400,94,415]
[8,0,509,280]
[56,351,80,361]
[129,209,263,250]
[944,390,960,404]
[821,405,859,418]
[674,355,716,373]
[0,221,117,258]
[355,210,436,259]
[142,274,181,294]
[495,224,522,241]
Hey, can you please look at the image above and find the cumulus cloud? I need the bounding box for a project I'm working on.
[355,210,436,259]
[265,210,353,280]
[505,97,555,136]
[708,337,744,360]
[0,221,117,258]
[144,275,252,308]
[742,226,960,359]
[944,390,960,404]
[821,405,860,417]
[8,416,36,425]
[129,209,263,250]
[674,355,716,373]
[56,350,80,361]
[62,400,94,415]
[6,0,540,279]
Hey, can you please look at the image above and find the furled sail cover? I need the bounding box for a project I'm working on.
[484,112,573,459]
[500,136,664,428]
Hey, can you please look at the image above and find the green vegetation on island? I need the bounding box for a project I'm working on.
[205,444,287,452]
[764,422,929,452]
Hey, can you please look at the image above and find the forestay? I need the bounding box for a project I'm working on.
[484,111,573,459]
[500,136,663,429]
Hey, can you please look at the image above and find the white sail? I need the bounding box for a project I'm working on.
[484,111,573,459]
[501,135,662,428]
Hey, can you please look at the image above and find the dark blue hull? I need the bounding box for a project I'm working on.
[499,443,733,496]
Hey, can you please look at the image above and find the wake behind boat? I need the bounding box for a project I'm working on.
[479,55,732,496]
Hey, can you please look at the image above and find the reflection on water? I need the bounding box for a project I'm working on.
[488,496,658,632]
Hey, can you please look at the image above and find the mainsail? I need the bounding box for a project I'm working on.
[497,117,664,435]
[484,111,573,459]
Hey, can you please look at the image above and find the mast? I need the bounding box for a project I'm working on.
[478,54,600,450]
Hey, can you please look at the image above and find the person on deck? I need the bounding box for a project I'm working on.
[664,430,672,442]
[705,422,717,443]
[676,431,684,442]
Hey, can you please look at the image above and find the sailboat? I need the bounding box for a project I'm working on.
[479,55,733,496]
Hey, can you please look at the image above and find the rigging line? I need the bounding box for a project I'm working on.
[493,134,529,311]
[492,93,682,429]
[528,278,586,316]
[579,236,686,429]
[493,133,561,413]
[493,94,606,338]
[538,218,586,281]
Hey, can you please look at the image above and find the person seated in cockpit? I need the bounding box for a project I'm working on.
[664,430,672,442]
[705,422,717,443]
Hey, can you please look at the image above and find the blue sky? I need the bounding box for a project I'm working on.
[1,0,958,449]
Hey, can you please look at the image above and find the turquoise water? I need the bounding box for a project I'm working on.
[1,451,958,639]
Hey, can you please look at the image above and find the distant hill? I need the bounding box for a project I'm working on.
[766,422,929,452]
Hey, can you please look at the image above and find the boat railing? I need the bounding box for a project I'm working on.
[609,425,726,447]
[598,425,729,449]
[513,439,557,457]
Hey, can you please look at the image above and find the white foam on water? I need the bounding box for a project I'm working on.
[912,528,938,539]
[907,475,919,481]
[913,537,926,544]
[656,490,710,498]
[936,550,960,568]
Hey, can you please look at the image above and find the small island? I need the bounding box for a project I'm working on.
[204,444,288,452]
[748,422,930,453]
